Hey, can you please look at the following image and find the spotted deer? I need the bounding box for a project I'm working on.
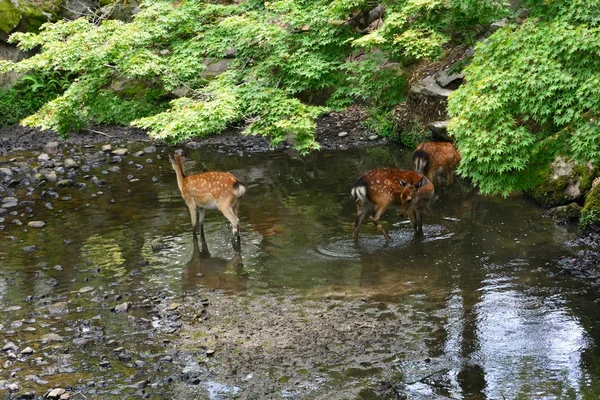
[351,168,435,242]
[413,141,460,186]
[169,153,246,246]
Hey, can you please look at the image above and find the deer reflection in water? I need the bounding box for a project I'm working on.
[183,232,248,294]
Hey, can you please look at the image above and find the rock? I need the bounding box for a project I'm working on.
[27,221,45,228]
[113,302,131,313]
[47,388,66,399]
[60,394,70,400]
[143,146,157,153]
[42,333,64,343]
[20,346,34,355]
[167,303,180,311]
[8,382,18,391]
[527,157,595,207]
[581,183,600,229]
[57,179,74,187]
[545,203,582,225]
[410,75,453,98]
[23,245,36,252]
[435,70,464,89]
[0,167,13,177]
[45,171,58,182]
[79,286,94,293]
[111,148,128,156]
[428,120,452,141]
[45,302,69,315]
[0,208,6,216]
[64,158,78,168]
[338,131,348,138]
[38,153,51,162]
[133,151,144,157]
[490,18,509,33]
[44,142,60,155]
[368,135,378,141]
[101,144,112,152]
[2,342,18,352]
[107,166,121,173]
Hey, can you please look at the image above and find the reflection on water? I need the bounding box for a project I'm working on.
[0,143,599,398]
[183,232,246,293]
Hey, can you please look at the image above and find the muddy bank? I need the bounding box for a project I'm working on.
[0,106,384,156]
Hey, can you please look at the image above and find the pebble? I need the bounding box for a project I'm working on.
[47,388,66,399]
[2,342,18,352]
[27,221,45,228]
[114,302,131,313]
[111,148,128,156]
[38,153,50,162]
[168,303,180,311]
[79,286,94,293]
[20,346,34,355]
[64,158,78,168]
[338,131,348,137]
[368,135,379,141]
[8,382,19,391]
[42,333,64,343]
[101,144,112,152]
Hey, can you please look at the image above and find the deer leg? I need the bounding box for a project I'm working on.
[353,202,367,241]
[188,203,198,234]
[198,208,206,237]
[219,204,241,246]
[415,208,424,237]
[369,203,391,243]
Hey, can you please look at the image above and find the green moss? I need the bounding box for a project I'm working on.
[529,173,571,208]
[580,184,600,230]
[0,0,22,33]
[19,0,61,32]
[546,203,582,225]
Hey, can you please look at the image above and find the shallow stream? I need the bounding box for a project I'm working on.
[1,142,599,399]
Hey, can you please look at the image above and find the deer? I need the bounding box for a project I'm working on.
[351,168,435,242]
[169,153,246,247]
[413,141,461,187]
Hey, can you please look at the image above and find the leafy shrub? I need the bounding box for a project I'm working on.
[448,0,600,196]
[0,0,510,152]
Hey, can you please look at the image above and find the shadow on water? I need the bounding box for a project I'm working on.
[1,143,600,398]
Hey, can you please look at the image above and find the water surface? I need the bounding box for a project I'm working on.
[1,143,599,399]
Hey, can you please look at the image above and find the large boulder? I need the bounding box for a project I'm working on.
[528,157,597,208]
[580,181,600,230]
[0,0,21,34]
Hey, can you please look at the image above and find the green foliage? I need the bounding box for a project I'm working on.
[361,108,396,138]
[0,71,68,128]
[2,0,510,151]
[448,0,600,196]
[399,124,432,149]
[579,209,600,231]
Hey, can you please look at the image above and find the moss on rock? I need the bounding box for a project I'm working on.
[580,183,600,230]
[0,0,22,34]
[527,157,596,208]
[545,202,582,225]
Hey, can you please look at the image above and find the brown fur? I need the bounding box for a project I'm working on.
[413,142,460,186]
[352,168,434,242]
[170,153,246,246]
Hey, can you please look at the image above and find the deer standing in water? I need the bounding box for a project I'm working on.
[169,153,246,247]
[413,142,460,186]
[351,168,434,242]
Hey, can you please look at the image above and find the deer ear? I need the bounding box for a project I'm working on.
[397,178,409,187]
[415,177,425,189]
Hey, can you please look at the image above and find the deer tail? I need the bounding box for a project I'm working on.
[413,149,429,174]
[233,181,246,198]
[351,177,368,205]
